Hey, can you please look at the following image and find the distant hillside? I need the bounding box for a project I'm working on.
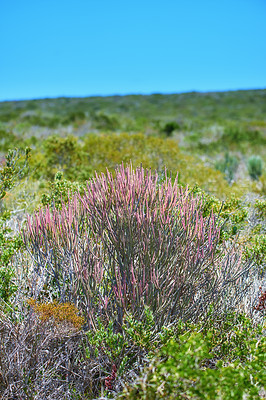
[1,89,266,129]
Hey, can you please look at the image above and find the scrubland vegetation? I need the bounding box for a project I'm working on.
[0,89,265,399]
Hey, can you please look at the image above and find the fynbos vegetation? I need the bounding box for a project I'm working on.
[0,90,265,399]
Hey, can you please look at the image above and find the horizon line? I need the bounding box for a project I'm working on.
[1,86,266,103]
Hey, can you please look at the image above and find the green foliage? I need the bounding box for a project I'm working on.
[222,124,264,145]
[243,234,266,272]
[81,132,231,196]
[0,147,31,200]
[219,195,249,239]
[120,326,265,400]
[161,121,181,136]
[41,135,89,180]
[86,319,127,362]
[248,156,263,181]
[0,262,18,304]
[0,224,20,302]
[122,307,158,352]
[0,148,30,305]
[29,130,232,196]
[93,111,121,130]
[227,197,266,273]
[19,112,61,128]
[0,220,23,263]
[2,89,266,128]
[191,185,248,240]
[215,152,239,183]
[61,110,86,125]
[85,307,178,381]
[0,127,22,152]
[201,311,264,362]
[41,171,84,209]
[254,198,266,219]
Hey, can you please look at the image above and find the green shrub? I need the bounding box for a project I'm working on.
[161,121,181,136]
[0,221,22,304]
[248,156,263,180]
[120,327,265,399]
[222,125,264,145]
[191,185,248,240]
[0,147,31,201]
[93,111,121,130]
[29,132,239,197]
[201,311,265,362]
[254,199,266,219]
[215,152,239,183]
[19,113,61,128]
[42,135,87,180]
[82,132,231,196]
[243,234,266,273]
[62,110,86,125]
[0,128,22,152]
[0,110,21,122]
[0,148,30,306]
[41,171,84,209]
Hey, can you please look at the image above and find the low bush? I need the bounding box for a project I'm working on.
[119,326,265,400]
[19,112,61,128]
[221,124,265,146]
[161,121,181,136]
[42,135,84,180]
[254,199,266,219]
[93,111,121,130]
[0,127,22,152]
[27,298,85,330]
[0,309,101,399]
[215,152,239,183]
[0,148,30,307]
[41,171,84,209]
[248,156,263,181]
[0,147,31,201]
[82,132,232,196]
[0,221,22,304]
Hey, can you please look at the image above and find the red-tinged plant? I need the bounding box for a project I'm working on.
[22,195,82,302]
[23,164,254,331]
[105,364,117,391]
[254,286,266,312]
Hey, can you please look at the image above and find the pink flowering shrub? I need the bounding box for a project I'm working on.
[23,164,252,331]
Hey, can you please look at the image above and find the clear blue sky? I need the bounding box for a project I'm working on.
[0,0,265,101]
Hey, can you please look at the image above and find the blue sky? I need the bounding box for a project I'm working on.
[0,0,265,101]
